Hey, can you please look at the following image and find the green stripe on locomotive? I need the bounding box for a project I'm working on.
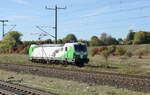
[28,46,39,56]
[59,46,74,59]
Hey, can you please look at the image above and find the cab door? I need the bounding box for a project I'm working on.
[64,45,74,59]
[64,47,68,58]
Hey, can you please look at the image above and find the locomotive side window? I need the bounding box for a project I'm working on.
[61,48,63,51]
[65,47,67,51]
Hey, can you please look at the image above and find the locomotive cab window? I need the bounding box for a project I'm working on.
[74,44,87,52]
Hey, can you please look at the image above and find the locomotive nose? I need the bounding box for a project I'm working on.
[80,54,84,58]
[80,52,86,59]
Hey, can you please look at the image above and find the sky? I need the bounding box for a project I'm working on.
[0,0,150,41]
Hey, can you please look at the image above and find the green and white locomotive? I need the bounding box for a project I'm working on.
[28,42,89,66]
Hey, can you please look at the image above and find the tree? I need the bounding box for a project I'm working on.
[100,33,119,45]
[118,38,124,45]
[57,39,63,44]
[100,32,108,40]
[134,31,146,44]
[78,39,89,46]
[0,31,22,53]
[3,31,22,47]
[90,36,103,46]
[124,30,135,44]
[44,39,53,44]
[99,46,113,67]
[145,32,150,44]
[63,34,77,43]
[127,30,135,41]
[101,49,111,64]
[103,36,119,45]
[133,31,150,44]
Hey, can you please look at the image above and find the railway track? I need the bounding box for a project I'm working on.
[0,80,52,95]
[0,88,16,95]
[0,63,149,93]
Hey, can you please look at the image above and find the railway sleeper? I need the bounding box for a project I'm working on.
[0,88,16,95]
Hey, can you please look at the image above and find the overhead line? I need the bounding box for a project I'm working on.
[64,14,150,29]
[7,25,16,32]
[64,0,145,15]
[95,22,150,31]
[63,14,150,31]
[85,15,150,26]
[65,4,150,23]
[36,26,55,38]
[85,5,150,18]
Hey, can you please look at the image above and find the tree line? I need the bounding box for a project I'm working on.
[125,30,150,44]
[0,30,149,54]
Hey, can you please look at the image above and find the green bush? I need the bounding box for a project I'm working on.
[108,45,116,54]
[135,49,145,59]
[90,36,103,46]
[101,49,111,63]
[115,47,127,56]
[125,51,133,58]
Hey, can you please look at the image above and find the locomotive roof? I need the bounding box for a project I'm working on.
[33,44,64,47]
[31,42,86,47]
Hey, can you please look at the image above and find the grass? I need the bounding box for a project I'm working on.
[0,69,149,95]
[0,53,150,76]
[0,44,149,76]
[86,55,150,75]
[86,44,150,75]
[0,54,30,64]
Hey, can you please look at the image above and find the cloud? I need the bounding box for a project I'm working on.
[7,15,39,21]
[11,0,29,5]
[128,25,137,30]
[63,6,111,25]
[82,6,110,18]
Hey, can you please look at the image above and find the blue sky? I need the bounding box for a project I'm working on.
[0,0,150,41]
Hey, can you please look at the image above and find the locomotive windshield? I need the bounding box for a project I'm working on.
[74,44,87,52]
